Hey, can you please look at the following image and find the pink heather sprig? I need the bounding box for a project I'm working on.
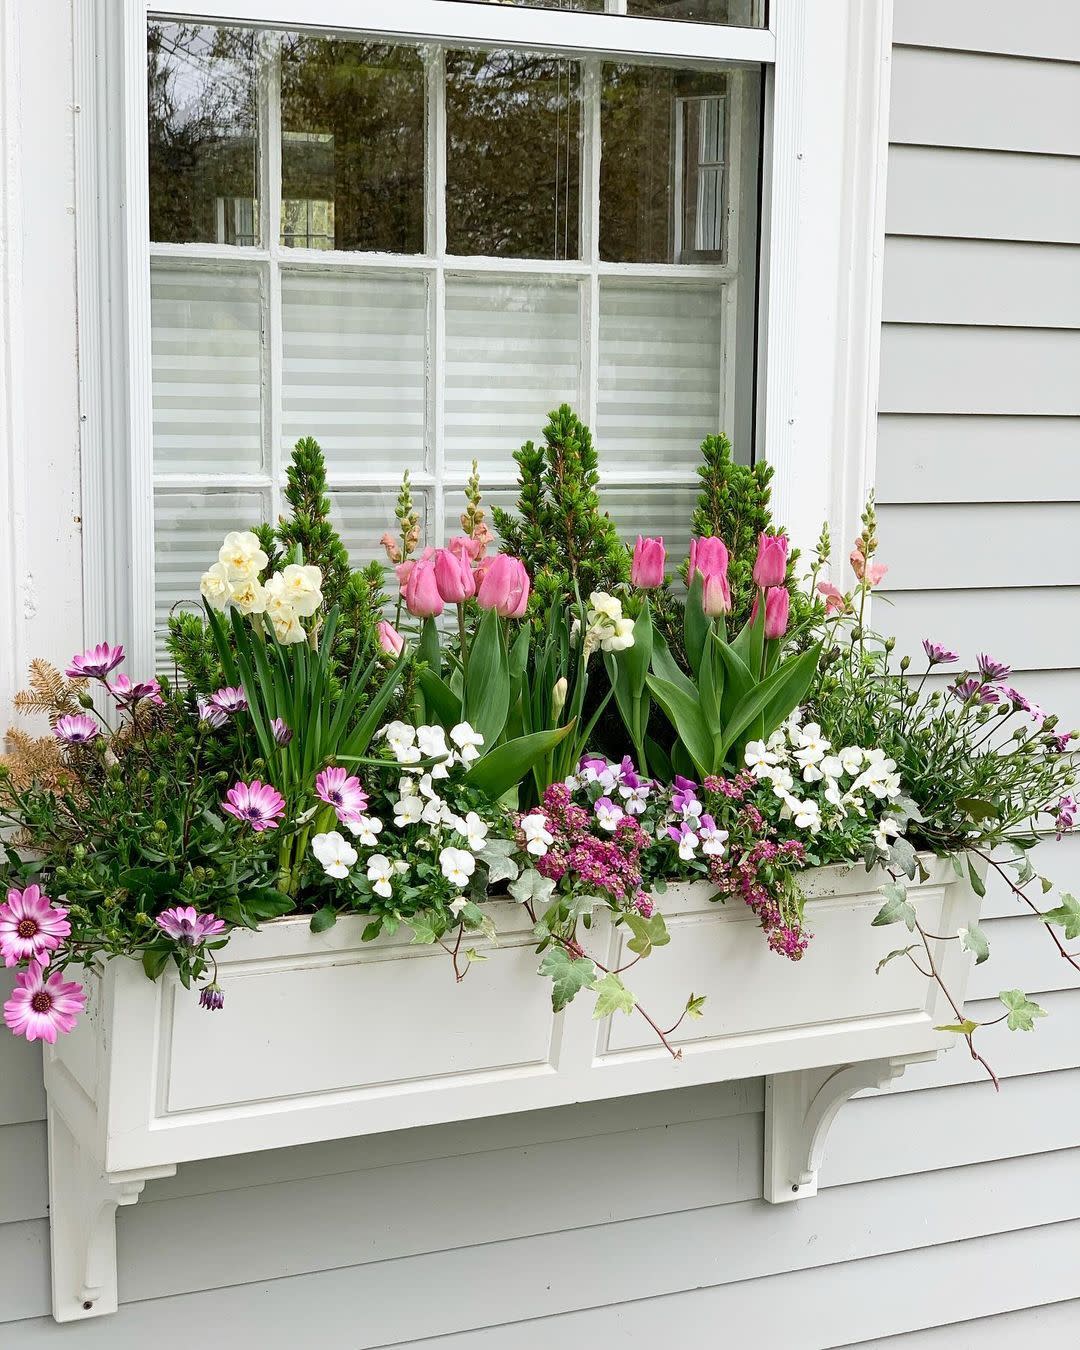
[0,885,71,968]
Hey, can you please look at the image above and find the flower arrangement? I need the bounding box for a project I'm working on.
[2,425,1076,1085]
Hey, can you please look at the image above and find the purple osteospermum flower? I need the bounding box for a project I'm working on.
[210,685,248,715]
[156,905,227,944]
[1054,795,1077,840]
[315,766,369,825]
[3,964,85,1043]
[199,982,225,1011]
[0,885,71,968]
[222,779,285,831]
[54,714,100,744]
[65,642,124,680]
[1052,731,1076,753]
[109,673,163,707]
[950,678,998,706]
[976,653,1011,683]
[271,718,293,746]
[922,639,958,666]
[1001,687,1031,713]
[197,697,228,729]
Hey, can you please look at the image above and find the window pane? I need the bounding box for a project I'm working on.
[281,270,428,474]
[151,264,264,474]
[597,280,723,469]
[148,24,259,245]
[330,489,430,570]
[600,65,745,264]
[626,0,763,23]
[280,38,425,254]
[446,50,581,260]
[601,486,697,570]
[154,490,267,670]
[444,276,580,473]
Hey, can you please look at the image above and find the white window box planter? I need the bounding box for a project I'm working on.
[44,855,980,1321]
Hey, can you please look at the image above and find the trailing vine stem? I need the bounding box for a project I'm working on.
[968,846,1080,974]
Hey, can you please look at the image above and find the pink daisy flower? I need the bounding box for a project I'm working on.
[3,964,86,1043]
[65,642,124,680]
[221,779,285,831]
[210,685,248,715]
[155,906,227,944]
[0,885,71,967]
[315,766,369,824]
[54,714,100,744]
[109,673,163,707]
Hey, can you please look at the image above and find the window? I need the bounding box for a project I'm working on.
[145,15,762,666]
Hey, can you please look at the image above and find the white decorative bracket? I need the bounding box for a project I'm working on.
[763,1053,936,1203]
[47,1106,177,1321]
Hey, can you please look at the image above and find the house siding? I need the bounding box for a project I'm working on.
[3,2,1080,1345]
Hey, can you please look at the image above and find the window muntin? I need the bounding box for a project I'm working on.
[147,20,761,666]
[434,0,766,27]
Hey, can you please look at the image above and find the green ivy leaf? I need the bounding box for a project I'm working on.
[872,882,917,933]
[409,914,441,945]
[1042,893,1080,941]
[623,910,671,958]
[509,869,556,907]
[875,944,917,974]
[592,972,636,1019]
[935,1019,979,1036]
[684,992,707,1021]
[309,906,337,934]
[956,797,999,824]
[464,948,487,964]
[361,919,382,942]
[887,836,919,881]
[958,922,990,965]
[966,857,987,899]
[141,946,171,981]
[998,989,1048,1032]
[538,946,597,1012]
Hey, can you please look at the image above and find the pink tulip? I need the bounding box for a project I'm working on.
[701,571,732,618]
[688,536,730,584]
[393,546,434,596]
[405,558,444,618]
[377,620,404,657]
[817,582,848,615]
[762,586,790,639]
[433,547,475,603]
[476,555,530,618]
[631,536,665,589]
[752,532,789,589]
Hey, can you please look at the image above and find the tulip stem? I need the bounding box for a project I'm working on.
[457,603,468,679]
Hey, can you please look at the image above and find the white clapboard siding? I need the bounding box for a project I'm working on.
[889,48,1080,156]
[847,1299,1080,1350]
[893,0,1080,63]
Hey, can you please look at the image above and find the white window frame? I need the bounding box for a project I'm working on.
[75,0,894,673]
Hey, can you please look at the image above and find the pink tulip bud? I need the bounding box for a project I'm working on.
[433,547,475,603]
[404,558,444,618]
[476,555,531,618]
[752,532,788,589]
[701,571,732,618]
[377,620,404,656]
[763,586,790,639]
[688,535,730,584]
[631,536,666,589]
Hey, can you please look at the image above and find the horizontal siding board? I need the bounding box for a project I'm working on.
[0,1220,49,1326]
[846,1297,1080,1348]
[880,587,1080,669]
[876,415,1080,504]
[877,502,1080,589]
[886,146,1080,244]
[0,975,45,1126]
[893,0,1080,62]
[883,237,1080,328]
[0,1124,47,1226]
[879,325,1080,415]
[890,48,1080,155]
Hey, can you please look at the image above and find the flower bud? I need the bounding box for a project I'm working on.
[404,557,444,618]
[476,555,530,619]
[630,536,666,589]
[701,571,732,618]
[687,535,730,585]
[551,677,568,718]
[752,532,788,589]
[377,620,404,658]
[433,547,475,604]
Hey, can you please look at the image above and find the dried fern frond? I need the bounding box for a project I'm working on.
[12,659,88,727]
[1,727,74,793]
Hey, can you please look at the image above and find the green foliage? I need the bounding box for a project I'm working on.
[538,945,598,1012]
[165,610,226,694]
[998,989,1047,1032]
[1042,893,1080,941]
[592,971,636,1018]
[493,406,630,607]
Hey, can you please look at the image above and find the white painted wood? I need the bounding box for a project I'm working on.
[846,1298,1080,1349]
[876,415,1080,504]
[883,237,1080,329]
[877,502,1080,589]
[893,0,1080,63]
[886,145,1080,244]
[879,326,1080,416]
[890,47,1080,156]
[880,587,1080,670]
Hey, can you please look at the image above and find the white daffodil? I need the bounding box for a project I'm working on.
[745,740,779,777]
[366,854,395,898]
[581,592,635,657]
[521,812,554,857]
[450,722,485,763]
[199,562,234,613]
[274,563,323,617]
[461,811,489,852]
[346,815,383,847]
[229,577,266,616]
[272,611,307,645]
[393,795,424,828]
[218,530,268,582]
[312,830,358,879]
[439,846,476,888]
[594,797,625,832]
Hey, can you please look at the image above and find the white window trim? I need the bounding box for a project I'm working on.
[75,0,893,673]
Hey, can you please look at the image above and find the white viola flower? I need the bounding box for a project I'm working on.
[698,817,729,858]
[366,853,395,898]
[383,721,417,755]
[418,773,440,800]
[417,723,450,765]
[312,830,359,879]
[770,767,795,795]
[801,761,825,783]
[461,811,489,853]
[521,812,554,857]
[393,859,410,875]
[621,783,651,815]
[421,796,445,826]
[440,846,476,888]
[397,774,418,799]
[874,817,900,850]
[199,562,234,613]
[824,781,846,810]
[672,824,699,861]
[819,755,844,781]
[594,796,625,832]
[853,753,902,800]
[767,728,788,753]
[394,795,424,828]
[218,530,268,582]
[346,815,383,847]
[450,722,485,763]
[793,726,830,771]
[745,740,778,777]
[839,746,865,776]
[791,798,823,832]
[449,896,469,917]
[229,576,267,616]
[842,789,868,818]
